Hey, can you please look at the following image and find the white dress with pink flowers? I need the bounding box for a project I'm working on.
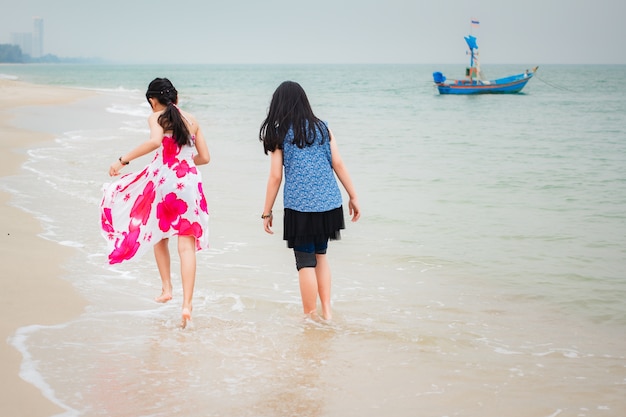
[100,135,209,265]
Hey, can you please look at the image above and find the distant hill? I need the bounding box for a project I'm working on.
[0,44,24,62]
[0,44,102,63]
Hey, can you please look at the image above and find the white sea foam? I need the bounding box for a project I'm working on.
[106,102,149,118]
[84,86,140,94]
[11,325,81,417]
[58,240,84,248]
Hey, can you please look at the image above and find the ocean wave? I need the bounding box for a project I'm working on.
[106,103,149,118]
[0,73,19,80]
[79,86,141,94]
[10,324,81,417]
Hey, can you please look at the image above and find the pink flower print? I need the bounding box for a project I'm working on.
[156,192,188,232]
[108,228,141,264]
[130,181,156,226]
[101,208,114,234]
[175,218,203,239]
[198,183,208,213]
[173,160,197,178]
[177,183,185,190]
[117,167,149,194]
[162,137,181,167]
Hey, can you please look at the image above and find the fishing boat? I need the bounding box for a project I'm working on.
[433,29,538,95]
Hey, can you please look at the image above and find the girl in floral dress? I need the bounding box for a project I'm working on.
[101,78,210,328]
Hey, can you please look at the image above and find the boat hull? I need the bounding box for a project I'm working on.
[435,71,534,95]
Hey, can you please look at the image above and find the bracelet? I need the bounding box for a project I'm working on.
[261,211,272,219]
[119,156,129,165]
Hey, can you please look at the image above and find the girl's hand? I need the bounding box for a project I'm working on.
[262,212,274,234]
[109,160,124,176]
[349,198,361,222]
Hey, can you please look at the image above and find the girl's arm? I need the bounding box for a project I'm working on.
[262,149,283,234]
[108,113,165,176]
[329,129,360,222]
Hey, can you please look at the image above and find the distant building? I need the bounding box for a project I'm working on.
[10,32,32,56]
[32,17,43,58]
[8,17,43,58]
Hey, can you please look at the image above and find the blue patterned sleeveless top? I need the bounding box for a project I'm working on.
[282,121,342,212]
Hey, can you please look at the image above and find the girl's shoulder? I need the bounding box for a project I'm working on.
[149,110,162,119]
[318,120,330,138]
[181,110,196,123]
[148,111,162,126]
[181,111,199,133]
[317,119,329,133]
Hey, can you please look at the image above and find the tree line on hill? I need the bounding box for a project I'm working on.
[0,44,99,63]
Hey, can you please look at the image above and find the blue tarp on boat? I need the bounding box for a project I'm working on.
[433,72,446,83]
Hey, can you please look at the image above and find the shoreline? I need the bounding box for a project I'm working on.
[0,79,93,417]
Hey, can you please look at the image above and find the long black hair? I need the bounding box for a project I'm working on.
[259,81,329,155]
[145,78,191,147]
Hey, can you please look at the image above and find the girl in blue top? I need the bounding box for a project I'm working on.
[259,81,360,320]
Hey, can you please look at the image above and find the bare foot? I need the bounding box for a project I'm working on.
[155,291,172,303]
[304,311,322,323]
[181,307,192,329]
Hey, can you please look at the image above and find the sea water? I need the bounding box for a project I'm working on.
[1,64,625,417]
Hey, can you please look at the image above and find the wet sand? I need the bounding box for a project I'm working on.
[0,79,91,417]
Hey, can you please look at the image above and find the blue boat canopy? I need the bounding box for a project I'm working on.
[433,72,446,83]
[464,35,478,51]
[464,35,478,67]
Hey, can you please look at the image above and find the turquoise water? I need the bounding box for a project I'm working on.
[2,64,626,416]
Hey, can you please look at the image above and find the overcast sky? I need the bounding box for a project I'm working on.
[1,0,625,65]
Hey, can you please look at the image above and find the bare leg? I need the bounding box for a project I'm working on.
[153,238,172,303]
[298,267,319,318]
[178,235,196,328]
[315,254,332,320]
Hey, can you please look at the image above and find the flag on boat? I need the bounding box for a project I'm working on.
[471,19,480,27]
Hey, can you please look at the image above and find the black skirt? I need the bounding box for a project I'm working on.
[283,207,345,248]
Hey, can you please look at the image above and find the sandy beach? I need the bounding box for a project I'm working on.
[0,79,92,417]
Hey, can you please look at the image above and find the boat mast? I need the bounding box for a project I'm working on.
[475,48,481,80]
[466,19,481,80]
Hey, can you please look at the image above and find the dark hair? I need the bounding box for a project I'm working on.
[145,78,191,147]
[259,81,329,155]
